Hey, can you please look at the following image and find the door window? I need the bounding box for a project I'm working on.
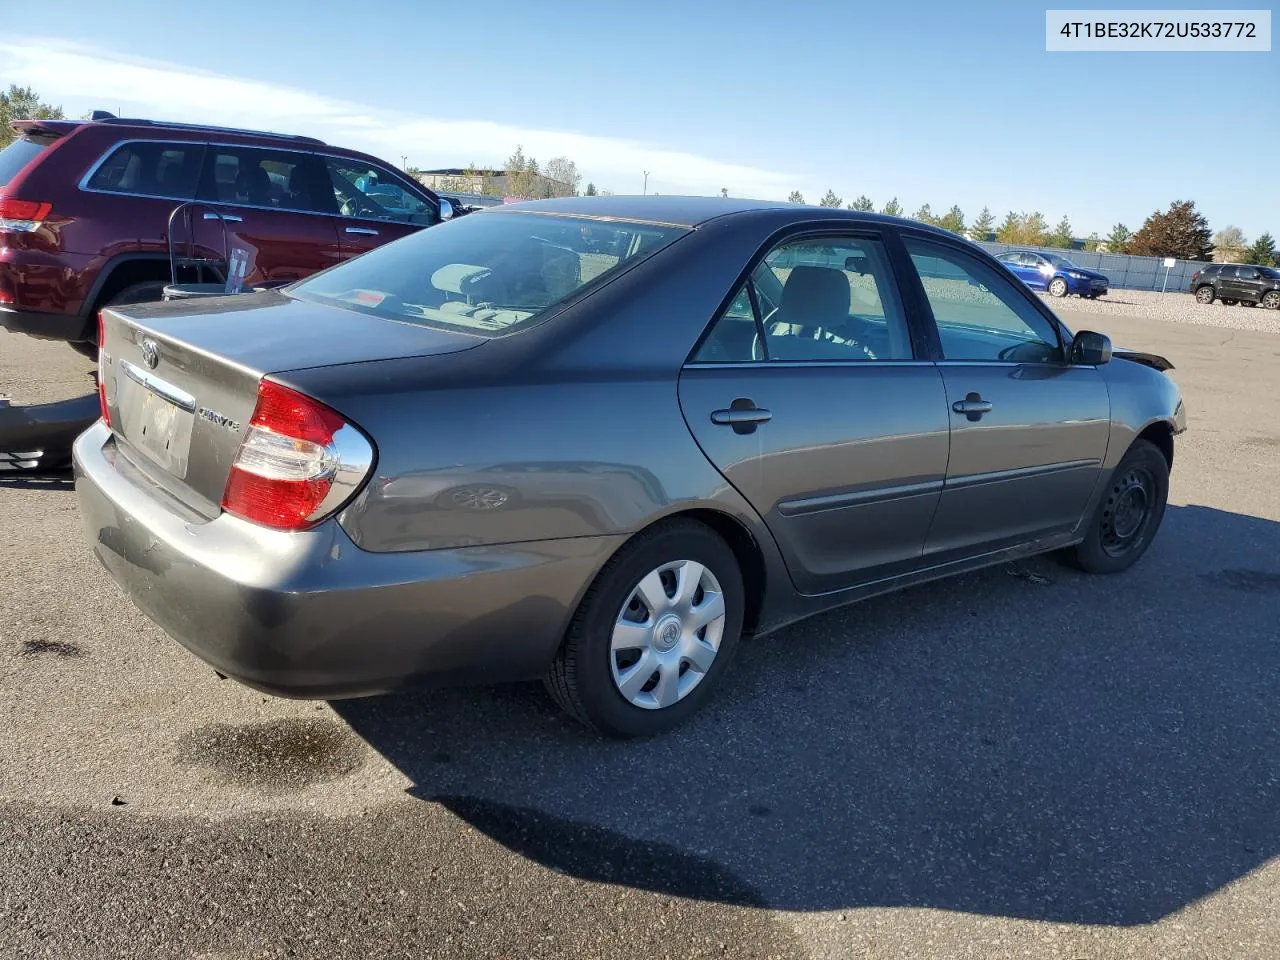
[197,147,333,214]
[324,158,439,226]
[693,235,912,362]
[87,141,204,200]
[905,236,1063,364]
[1234,265,1261,280]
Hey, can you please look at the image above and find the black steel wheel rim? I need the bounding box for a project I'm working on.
[1099,466,1155,558]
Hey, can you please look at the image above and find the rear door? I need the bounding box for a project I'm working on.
[901,234,1110,558]
[195,145,341,286]
[678,230,949,595]
[322,157,439,260]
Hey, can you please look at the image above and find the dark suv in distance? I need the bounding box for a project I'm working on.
[1189,262,1280,309]
[0,113,452,356]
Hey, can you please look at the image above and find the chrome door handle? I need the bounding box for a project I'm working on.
[203,212,242,222]
[345,226,379,236]
[952,393,993,419]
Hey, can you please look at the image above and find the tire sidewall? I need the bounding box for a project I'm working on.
[569,525,745,737]
[1050,277,1068,297]
[1196,286,1215,304]
[1076,441,1169,574]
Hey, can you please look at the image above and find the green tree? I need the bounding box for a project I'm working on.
[1105,223,1132,254]
[787,190,805,204]
[937,205,965,235]
[996,211,1022,243]
[1242,232,1277,266]
[881,197,902,217]
[819,189,842,208]
[720,186,729,198]
[968,206,995,242]
[584,182,598,196]
[1024,212,1050,245]
[846,195,874,212]
[0,84,65,148]
[1127,200,1213,261]
[1047,216,1074,249]
[1213,225,1248,262]
[912,203,935,224]
[1083,232,1103,252]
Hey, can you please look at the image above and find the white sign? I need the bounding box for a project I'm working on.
[1164,257,1176,268]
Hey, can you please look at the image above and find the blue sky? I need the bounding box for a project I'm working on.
[2,0,1276,237]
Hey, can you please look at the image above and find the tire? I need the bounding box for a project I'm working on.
[1221,299,1238,306]
[1262,291,1280,310]
[1048,277,1068,298]
[69,281,169,359]
[1068,439,1169,574]
[1194,285,1215,304]
[545,518,745,738]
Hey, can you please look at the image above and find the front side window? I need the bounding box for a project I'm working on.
[325,158,438,226]
[87,141,204,200]
[287,210,687,335]
[693,235,912,362]
[905,236,1063,364]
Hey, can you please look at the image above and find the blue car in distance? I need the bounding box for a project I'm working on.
[996,249,1109,299]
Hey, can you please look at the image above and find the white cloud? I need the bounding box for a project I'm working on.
[0,37,798,198]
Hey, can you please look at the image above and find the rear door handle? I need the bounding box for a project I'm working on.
[711,408,772,425]
[952,393,993,419]
[345,226,379,236]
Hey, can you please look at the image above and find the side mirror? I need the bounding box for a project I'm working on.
[1071,330,1112,365]
[439,197,454,221]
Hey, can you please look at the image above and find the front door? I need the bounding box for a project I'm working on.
[195,145,340,286]
[678,233,950,595]
[322,157,438,260]
[901,235,1111,558]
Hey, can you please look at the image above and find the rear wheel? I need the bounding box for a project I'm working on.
[1262,291,1280,310]
[1194,285,1215,304]
[1068,439,1169,574]
[69,281,169,359]
[545,519,745,738]
[1048,277,1068,298]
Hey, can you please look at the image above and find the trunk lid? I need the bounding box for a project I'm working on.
[99,290,483,516]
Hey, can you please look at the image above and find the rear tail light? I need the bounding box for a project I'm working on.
[221,380,375,531]
[0,197,53,232]
[97,311,111,428]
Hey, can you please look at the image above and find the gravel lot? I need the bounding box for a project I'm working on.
[2,307,1279,959]
[1039,287,1280,334]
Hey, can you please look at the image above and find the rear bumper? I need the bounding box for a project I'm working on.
[72,422,620,698]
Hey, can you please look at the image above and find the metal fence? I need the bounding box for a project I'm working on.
[974,242,1201,292]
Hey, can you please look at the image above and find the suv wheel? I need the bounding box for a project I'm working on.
[1263,291,1280,310]
[1194,285,1215,304]
[69,281,170,359]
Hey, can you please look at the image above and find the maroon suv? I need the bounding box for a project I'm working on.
[0,114,450,356]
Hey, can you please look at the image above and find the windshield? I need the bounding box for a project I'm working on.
[1041,252,1080,269]
[287,211,688,335]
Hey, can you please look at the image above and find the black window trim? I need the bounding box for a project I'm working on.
[685,221,934,367]
[894,225,1075,365]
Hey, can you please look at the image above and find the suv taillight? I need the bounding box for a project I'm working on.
[96,311,111,428]
[221,380,375,531]
[0,197,53,232]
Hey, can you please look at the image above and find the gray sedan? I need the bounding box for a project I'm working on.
[74,197,1186,737]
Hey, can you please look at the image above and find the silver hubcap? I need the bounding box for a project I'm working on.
[610,560,726,710]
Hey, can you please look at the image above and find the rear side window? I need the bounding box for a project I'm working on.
[198,146,335,214]
[0,136,51,189]
[287,210,687,335]
[86,141,205,199]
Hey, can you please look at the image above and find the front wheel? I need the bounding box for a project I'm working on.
[1048,277,1069,298]
[1262,291,1280,310]
[1194,285,1215,304]
[545,519,745,738]
[1067,439,1169,574]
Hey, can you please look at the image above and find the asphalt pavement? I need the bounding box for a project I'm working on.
[1,308,1278,959]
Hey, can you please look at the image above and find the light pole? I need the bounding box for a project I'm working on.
[401,155,409,171]
[643,171,649,196]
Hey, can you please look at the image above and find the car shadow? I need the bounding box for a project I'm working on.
[334,503,1280,926]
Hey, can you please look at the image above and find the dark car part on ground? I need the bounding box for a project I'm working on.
[0,391,100,476]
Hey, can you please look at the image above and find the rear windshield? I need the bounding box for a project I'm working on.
[286,210,688,335]
[0,135,51,189]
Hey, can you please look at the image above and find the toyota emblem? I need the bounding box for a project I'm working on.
[140,338,159,369]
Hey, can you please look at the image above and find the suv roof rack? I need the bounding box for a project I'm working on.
[89,112,325,146]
